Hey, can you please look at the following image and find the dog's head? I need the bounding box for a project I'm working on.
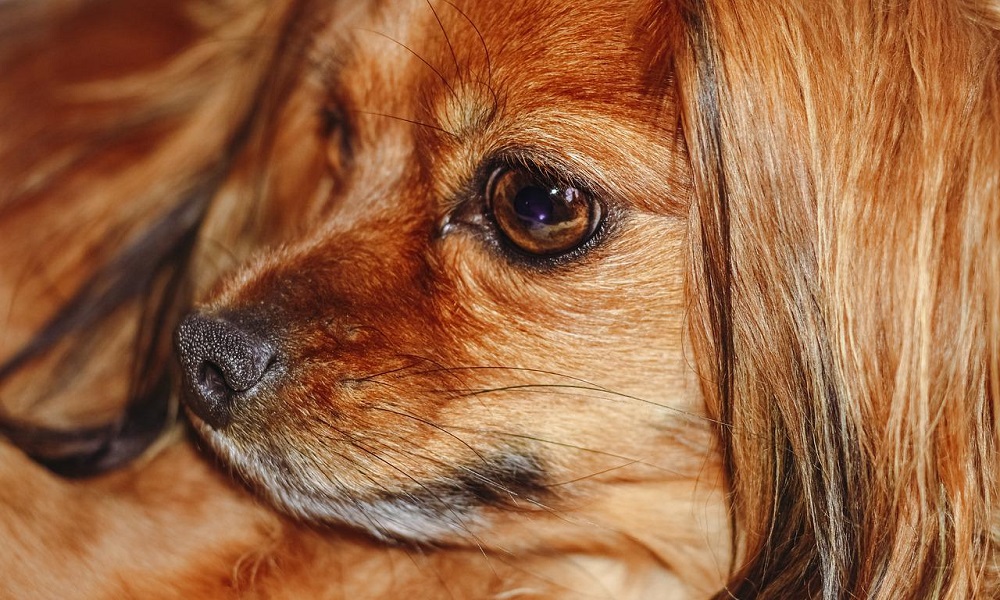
[164,0,1000,596]
[175,0,716,555]
[0,0,996,597]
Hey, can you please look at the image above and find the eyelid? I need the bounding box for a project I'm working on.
[489,152,582,193]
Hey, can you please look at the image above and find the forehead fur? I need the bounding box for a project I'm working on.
[313,0,691,220]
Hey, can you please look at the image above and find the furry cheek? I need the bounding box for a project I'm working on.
[176,203,697,544]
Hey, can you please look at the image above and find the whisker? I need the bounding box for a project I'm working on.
[365,434,534,509]
[349,109,458,139]
[356,358,722,427]
[293,417,396,496]
[312,414,497,551]
[397,546,466,600]
[409,362,725,426]
[431,422,698,480]
[370,405,491,464]
[311,415,471,531]
[546,459,644,487]
[445,427,688,475]
[342,360,424,384]
[362,409,593,518]
[464,382,678,410]
[366,410,684,521]
[351,437,492,546]
[356,28,456,97]
[380,367,723,425]
[308,408,680,597]
[440,0,492,83]
[308,434,434,537]
[425,0,461,80]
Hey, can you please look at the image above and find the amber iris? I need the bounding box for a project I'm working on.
[486,167,600,256]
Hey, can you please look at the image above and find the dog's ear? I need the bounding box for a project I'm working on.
[665,1,1000,597]
[0,0,303,476]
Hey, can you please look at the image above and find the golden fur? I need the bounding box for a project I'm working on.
[0,0,997,598]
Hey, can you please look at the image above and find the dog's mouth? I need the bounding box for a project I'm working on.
[188,414,548,542]
[175,310,551,543]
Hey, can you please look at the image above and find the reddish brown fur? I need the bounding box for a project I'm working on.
[0,0,997,598]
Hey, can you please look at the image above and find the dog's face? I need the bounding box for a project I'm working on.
[176,0,714,546]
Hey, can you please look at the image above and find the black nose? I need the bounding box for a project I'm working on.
[175,313,275,429]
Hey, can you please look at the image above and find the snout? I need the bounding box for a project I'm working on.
[175,313,276,429]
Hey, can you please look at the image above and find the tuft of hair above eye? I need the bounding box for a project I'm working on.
[484,164,603,258]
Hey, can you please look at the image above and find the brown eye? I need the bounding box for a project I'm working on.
[486,166,601,256]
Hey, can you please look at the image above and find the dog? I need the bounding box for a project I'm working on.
[0,0,997,598]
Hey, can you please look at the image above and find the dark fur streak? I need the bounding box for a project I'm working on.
[0,191,207,383]
[0,370,172,477]
[396,451,547,511]
[0,159,217,478]
[0,1,319,478]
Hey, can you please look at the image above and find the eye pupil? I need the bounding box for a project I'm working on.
[486,166,601,257]
[514,186,556,225]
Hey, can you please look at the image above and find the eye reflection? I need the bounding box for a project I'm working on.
[486,166,600,256]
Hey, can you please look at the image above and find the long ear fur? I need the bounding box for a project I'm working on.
[0,0,300,474]
[673,1,1000,597]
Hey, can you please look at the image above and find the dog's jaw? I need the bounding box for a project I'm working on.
[189,412,553,543]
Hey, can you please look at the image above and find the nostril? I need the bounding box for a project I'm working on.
[198,362,231,404]
[175,313,277,430]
